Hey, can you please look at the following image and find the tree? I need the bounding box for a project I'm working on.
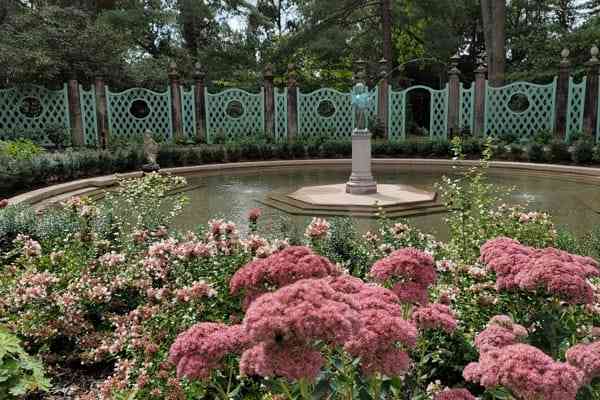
[481,0,506,86]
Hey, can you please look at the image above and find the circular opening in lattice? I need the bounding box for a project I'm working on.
[19,97,43,118]
[129,100,151,119]
[226,100,245,119]
[508,93,530,114]
[317,100,336,118]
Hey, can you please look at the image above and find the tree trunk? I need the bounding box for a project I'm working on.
[491,0,506,86]
[381,0,393,72]
[481,0,505,87]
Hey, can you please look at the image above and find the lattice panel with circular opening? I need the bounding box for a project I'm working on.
[298,88,353,138]
[275,88,288,140]
[79,85,98,146]
[205,88,264,143]
[180,86,196,140]
[566,78,586,141]
[106,87,173,140]
[297,88,378,138]
[460,83,474,133]
[0,84,70,143]
[485,80,556,139]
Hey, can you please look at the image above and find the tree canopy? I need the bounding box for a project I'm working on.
[0,0,598,89]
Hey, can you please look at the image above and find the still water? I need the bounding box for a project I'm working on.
[171,165,600,240]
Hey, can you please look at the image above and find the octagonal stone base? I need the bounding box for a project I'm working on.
[262,184,445,218]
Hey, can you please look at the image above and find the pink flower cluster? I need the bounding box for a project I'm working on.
[175,281,216,303]
[473,315,528,353]
[98,252,126,268]
[304,217,331,240]
[412,303,458,334]
[15,234,42,258]
[0,198,8,208]
[12,271,59,306]
[229,246,341,307]
[433,388,476,400]
[370,248,436,305]
[480,237,600,304]
[247,208,262,223]
[465,315,585,400]
[566,340,600,383]
[169,323,246,379]
[331,275,418,377]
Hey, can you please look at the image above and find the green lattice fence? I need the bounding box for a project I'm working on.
[388,88,406,140]
[205,88,264,143]
[388,85,448,140]
[298,88,353,137]
[566,78,586,141]
[297,88,378,138]
[106,87,173,140]
[485,80,556,139]
[79,85,98,146]
[460,83,474,133]
[180,86,196,140]
[0,84,70,144]
[275,88,288,140]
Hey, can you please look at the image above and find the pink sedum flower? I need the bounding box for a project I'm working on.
[566,340,600,383]
[480,238,599,304]
[464,343,584,400]
[169,323,246,380]
[370,248,436,305]
[229,246,341,307]
[243,278,361,347]
[240,342,323,382]
[412,303,458,334]
[474,315,528,354]
[433,388,476,400]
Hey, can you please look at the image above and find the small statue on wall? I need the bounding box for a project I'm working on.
[142,130,160,173]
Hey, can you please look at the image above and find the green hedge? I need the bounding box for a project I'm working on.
[3,137,600,199]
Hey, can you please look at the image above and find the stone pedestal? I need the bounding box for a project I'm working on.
[346,129,377,194]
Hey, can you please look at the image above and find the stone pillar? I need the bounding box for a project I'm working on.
[447,54,461,137]
[94,76,109,149]
[346,63,377,195]
[473,60,487,137]
[377,58,389,139]
[555,49,571,140]
[287,63,298,139]
[263,63,275,138]
[168,61,183,142]
[583,46,600,137]
[193,62,207,143]
[67,77,84,147]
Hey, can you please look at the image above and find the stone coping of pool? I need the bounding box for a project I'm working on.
[8,159,600,208]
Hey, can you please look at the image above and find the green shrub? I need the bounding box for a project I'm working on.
[225,144,242,162]
[372,142,387,157]
[240,143,261,160]
[431,139,451,157]
[0,139,45,160]
[548,140,571,163]
[322,140,351,158]
[571,138,594,164]
[306,142,321,158]
[527,142,546,163]
[0,328,51,398]
[45,124,70,149]
[290,142,306,159]
[273,143,290,159]
[533,129,553,145]
[508,144,524,161]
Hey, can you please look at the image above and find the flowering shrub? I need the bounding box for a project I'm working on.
[2,172,600,399]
